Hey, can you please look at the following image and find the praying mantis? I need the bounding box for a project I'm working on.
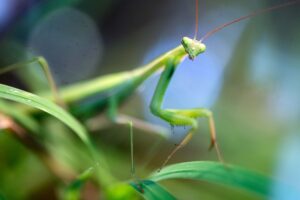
[0,0,299,171]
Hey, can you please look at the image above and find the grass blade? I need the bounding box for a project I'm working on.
[0,84,119,185]
[0,84,91,147]
[150,161,299,196]
[0,84,117,187]
[131,180,176,200]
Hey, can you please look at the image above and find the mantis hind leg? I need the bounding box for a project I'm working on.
[0,56,64,106]
[85,94,169,137]
[150,58,223,169]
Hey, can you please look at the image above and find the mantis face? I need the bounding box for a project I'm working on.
[181,37,206,60]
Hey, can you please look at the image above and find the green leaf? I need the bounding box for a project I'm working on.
[0,84,91,147]
[131,180,176,200]
[0,84,115,186]
[150,161,299,196]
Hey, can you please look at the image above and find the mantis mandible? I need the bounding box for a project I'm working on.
[0,0,299,169]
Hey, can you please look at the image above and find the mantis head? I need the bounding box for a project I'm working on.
[181,37,206,60]
[181,1,298,60]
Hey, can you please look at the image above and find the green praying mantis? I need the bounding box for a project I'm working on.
[0,0,299,171]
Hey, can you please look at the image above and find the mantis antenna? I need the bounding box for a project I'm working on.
[199,0,300,42]
[194,0,199,40]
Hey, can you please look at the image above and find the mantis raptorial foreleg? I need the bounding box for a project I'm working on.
[150,57,223,169]
[0,56,64,106]
[165,108,218,149]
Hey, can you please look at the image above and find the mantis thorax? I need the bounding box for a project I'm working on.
[181,37,206,60]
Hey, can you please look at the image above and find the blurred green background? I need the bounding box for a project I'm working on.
[0,0,299,199]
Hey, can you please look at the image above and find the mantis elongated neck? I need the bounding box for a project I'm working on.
[132,45,187,80]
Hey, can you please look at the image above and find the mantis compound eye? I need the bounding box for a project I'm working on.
[181,37,206,60]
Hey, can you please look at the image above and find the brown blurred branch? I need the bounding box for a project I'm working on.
[0,113,75,181]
